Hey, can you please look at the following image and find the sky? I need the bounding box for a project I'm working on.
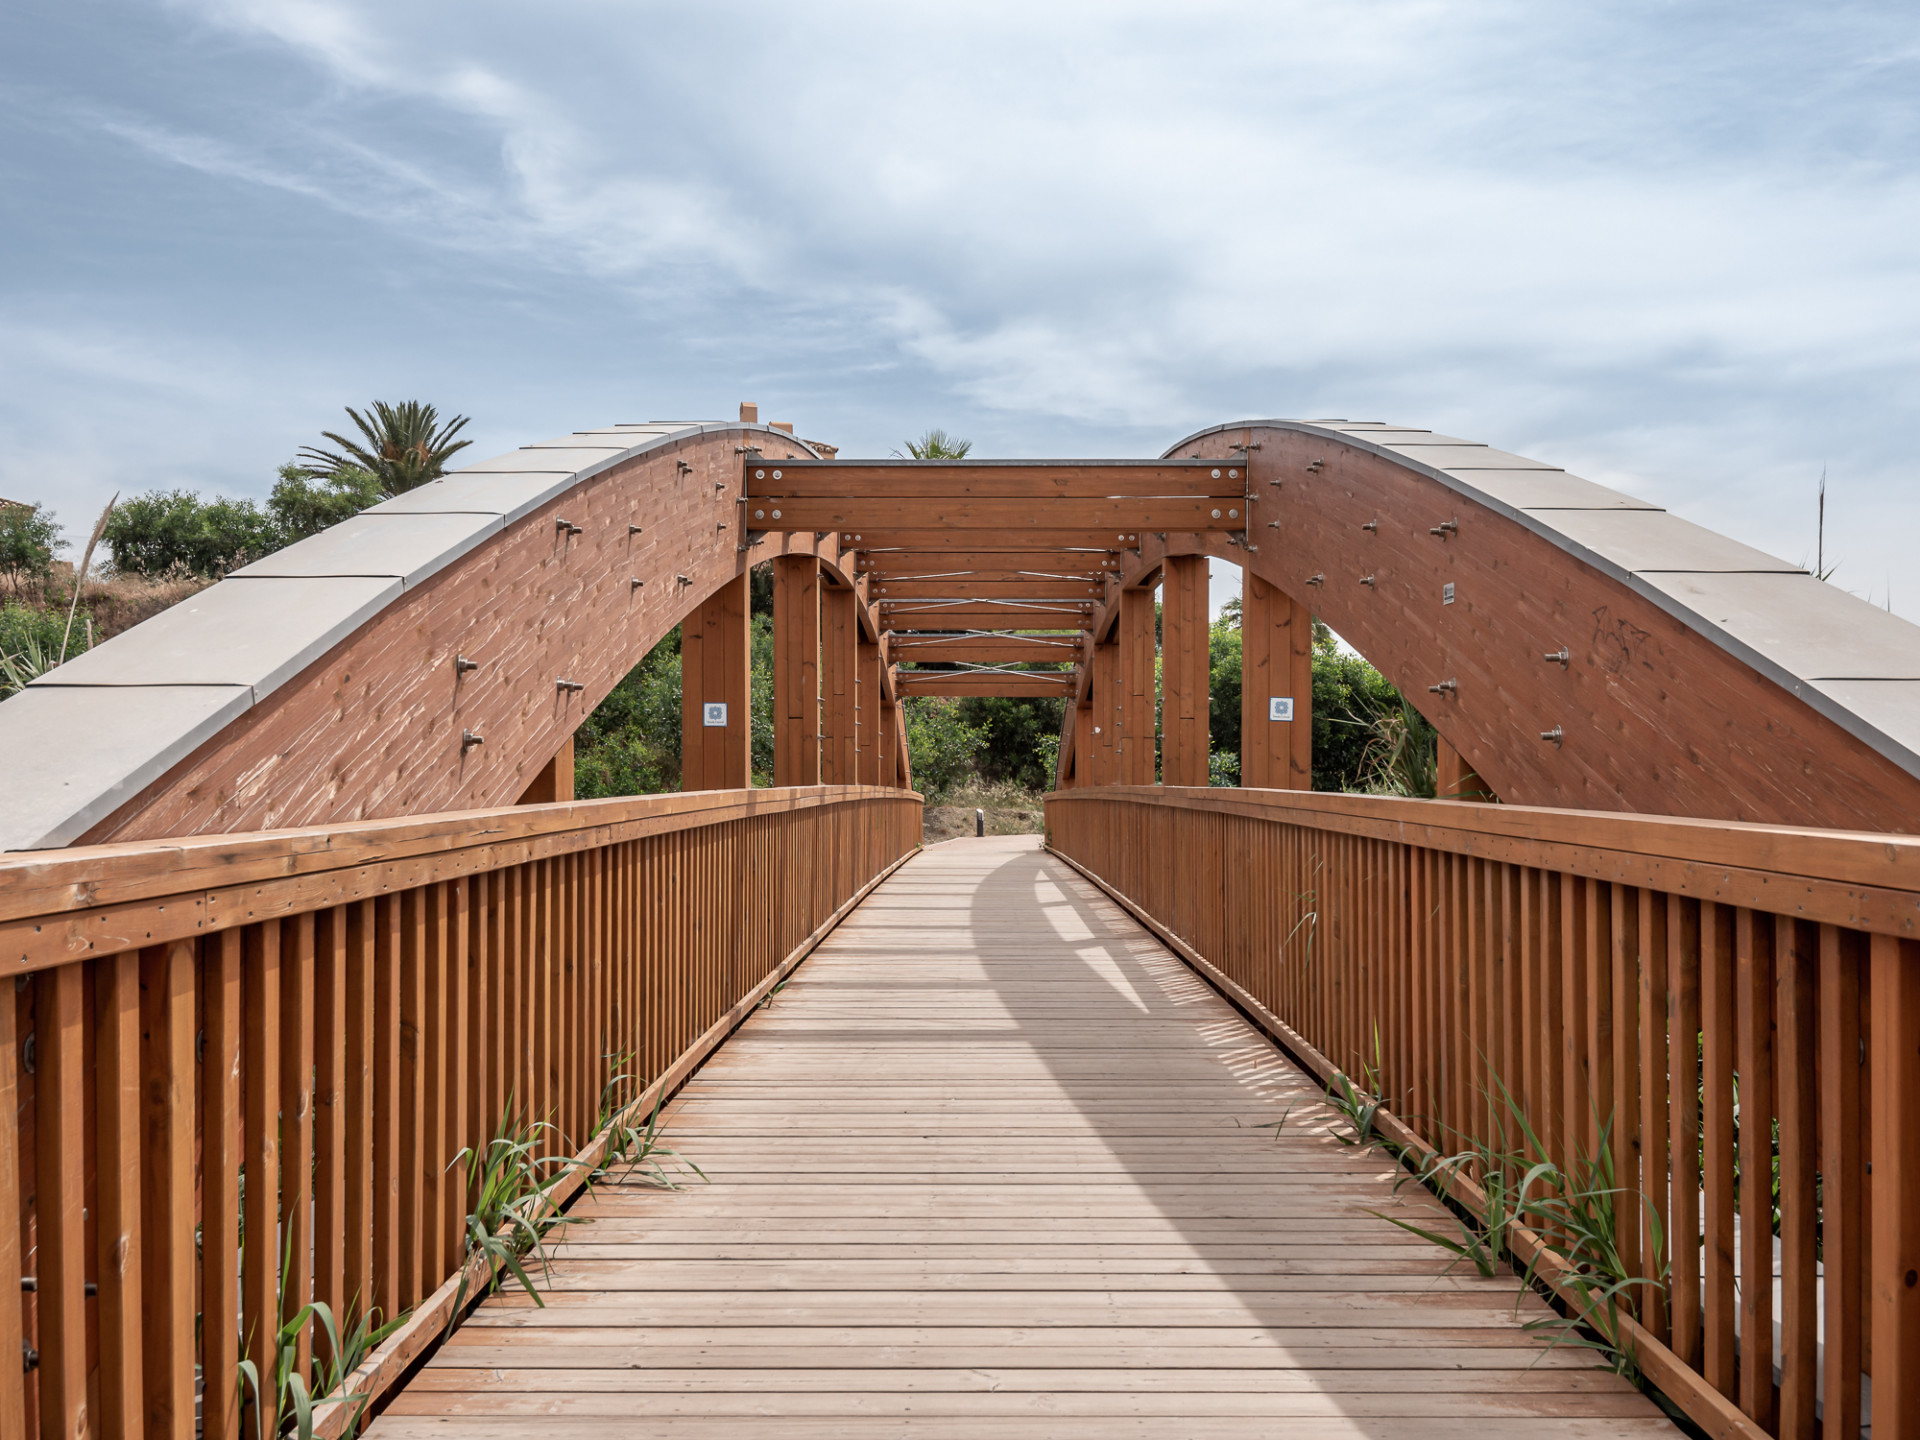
[3,0,1918,619]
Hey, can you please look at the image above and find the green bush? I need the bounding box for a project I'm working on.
[102,465,385,580]
[104,490,281,578]
[903,698,989,801]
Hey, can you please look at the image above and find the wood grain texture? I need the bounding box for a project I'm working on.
[82,428,818,844]
[1159,555,1210,787]
[1171,423,1920,831]
[679,574,751,791]
[371,837,1665,1440]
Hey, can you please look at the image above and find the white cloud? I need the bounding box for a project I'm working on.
[8,0,1919,612]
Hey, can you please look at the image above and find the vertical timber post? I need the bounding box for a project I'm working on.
[680,573,752,790]
[1092,632,1121,784]
[1239,571,1312,790]
[773,554,821,787]
[1118,584,1157,785]
[857,635,882,785]
[820,581,859,784]
[1159,554,1210,787]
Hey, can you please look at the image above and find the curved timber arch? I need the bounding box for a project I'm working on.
[6,410,1919,849]
[1141,420,1920,830]
[0,420,867,850]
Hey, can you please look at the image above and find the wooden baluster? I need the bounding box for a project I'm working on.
[1701,901,1739,1399]
[93,950,144,1437]
[1774,916,1818,1438]
[1637,889,1669,1340]
[1869,932,1920,1438]
[1608,886,1640,1314]
[446,878,471,1281]
[313,908,348,1338]
[344,900,377,1329]
[1560,874,1590,1184]
[242,922,284,1437]
[1818,924,1864,1440]
[1667,898,1704,1371]
[1735,907,1776,1431]
[421,885,450,1286]
[280,914,316,1378]
[0,966,26,1436]
[201,932,244,1440]
[34,965,87,1440]
[371,896,402,1325]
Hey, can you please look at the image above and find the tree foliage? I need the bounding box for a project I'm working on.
[902,698,989,800]
[901,429,972,460]
[298,401,472,496]
[574,626,683,798]
[952,695,1064,791]
[0,501,63,597]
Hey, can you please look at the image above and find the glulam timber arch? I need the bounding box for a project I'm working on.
[0,420,904,851]
[1104,419,1920,831]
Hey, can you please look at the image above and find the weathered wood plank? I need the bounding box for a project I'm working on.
[368,838,1668,1439]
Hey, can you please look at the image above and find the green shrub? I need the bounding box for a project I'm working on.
[903,698,989,800]
[268,464,383,542]
[574,627,683,798]
[0,502,62,597]
[103,489,281,578]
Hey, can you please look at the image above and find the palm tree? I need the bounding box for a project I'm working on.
[901,429,972,459]
[298,401,473,496]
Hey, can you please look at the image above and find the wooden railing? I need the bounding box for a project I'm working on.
[1047,784,1919,1440]
[0,784,920,1439]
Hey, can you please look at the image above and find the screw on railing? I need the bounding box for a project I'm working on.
[1544,647,1570,668]
[1428,680,1458,696]
[1429,518,1459,537]
[1540,726,1564,747]
[554,517,583,537]
[557,679,586,694]
[461,730,484,751]
[454,654,480,675]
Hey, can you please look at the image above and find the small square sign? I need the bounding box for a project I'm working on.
[702,702,728,727]
[1268,696,1295,722]
[1443,582,1456,605]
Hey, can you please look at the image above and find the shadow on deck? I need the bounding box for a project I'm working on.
[371,835,1675,1438]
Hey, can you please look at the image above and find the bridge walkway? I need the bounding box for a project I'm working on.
[369,836,1676,1438]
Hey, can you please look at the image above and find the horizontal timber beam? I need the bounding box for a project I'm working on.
[870,579,1107,601]
[744,498,1243,530]
[896,671,1078,698]
[831,530,1144,550]
[742,457,1248,499]
[855,549,1120,577]
[880,602,1094,629]
[889,636,1085,665]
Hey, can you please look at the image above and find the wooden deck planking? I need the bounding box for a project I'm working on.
[372,836,1675,1437]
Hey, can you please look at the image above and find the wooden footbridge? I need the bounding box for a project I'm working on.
[1,410,1917,1439]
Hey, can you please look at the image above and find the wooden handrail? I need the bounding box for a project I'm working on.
[1048,784,1920,1440]
[0,785,921,1439]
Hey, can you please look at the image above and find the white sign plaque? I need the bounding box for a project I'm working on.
[702,702,728,727]
[1443,582,1456,605]
[1268,697,1295,722]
